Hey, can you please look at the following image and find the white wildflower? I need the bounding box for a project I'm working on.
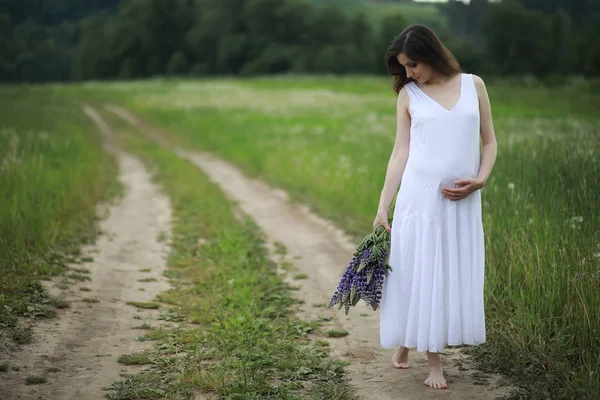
[568,216,584,229]
[339,155,351,171]
[290,125,303,135]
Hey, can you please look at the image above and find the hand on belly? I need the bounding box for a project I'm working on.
[441,178,484,201]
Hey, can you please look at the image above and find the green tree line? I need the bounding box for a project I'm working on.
[440,0,600,77]
[1,0,600,82]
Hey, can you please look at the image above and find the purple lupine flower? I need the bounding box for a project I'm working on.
[329,225,393,315]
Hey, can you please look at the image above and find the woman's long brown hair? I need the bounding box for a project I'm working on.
[385,24,461,94]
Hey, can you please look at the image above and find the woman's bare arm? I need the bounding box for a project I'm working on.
[377,87,411,214]
[473,74,497,186]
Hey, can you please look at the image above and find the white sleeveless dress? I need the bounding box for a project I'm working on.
[379,73,486,353]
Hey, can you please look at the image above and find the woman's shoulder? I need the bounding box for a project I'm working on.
[397,85,410,103]
[467,74,488,99]
[469,74,486,89]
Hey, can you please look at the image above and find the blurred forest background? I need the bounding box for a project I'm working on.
[1,0,600,82]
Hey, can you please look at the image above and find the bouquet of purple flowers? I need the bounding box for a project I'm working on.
[328,221,393,315]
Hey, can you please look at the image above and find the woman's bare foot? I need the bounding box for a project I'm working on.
[392,346,410,369]
[424,351,447,389]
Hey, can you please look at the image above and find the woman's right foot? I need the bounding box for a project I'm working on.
[392,346,410,369]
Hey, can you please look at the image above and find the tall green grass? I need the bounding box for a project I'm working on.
[474,117,599,399]
[76,76,600,399]
[0,86,119,333]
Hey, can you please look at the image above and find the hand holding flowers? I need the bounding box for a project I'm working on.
[329,211,393,315]
[373,208,391,234]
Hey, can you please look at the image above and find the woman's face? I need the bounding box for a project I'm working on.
[397,52,434,84]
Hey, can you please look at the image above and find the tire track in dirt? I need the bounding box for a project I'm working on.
[0,106,173,400]
[107,105,512,400]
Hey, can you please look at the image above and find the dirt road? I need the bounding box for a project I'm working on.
[107,105,511,400]
[0,107,172,400]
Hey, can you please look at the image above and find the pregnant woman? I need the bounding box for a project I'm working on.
[373,25,498,390]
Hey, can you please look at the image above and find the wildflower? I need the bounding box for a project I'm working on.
[329,225,392,315]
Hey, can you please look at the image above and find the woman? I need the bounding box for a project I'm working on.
[373,25,498,390]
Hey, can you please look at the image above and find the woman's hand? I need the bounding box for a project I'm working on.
[373,209,391,234]
[442,178,484,201]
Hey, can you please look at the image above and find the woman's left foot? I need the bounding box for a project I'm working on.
[424,351,447,389]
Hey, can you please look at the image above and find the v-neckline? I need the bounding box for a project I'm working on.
[414,73,463,113]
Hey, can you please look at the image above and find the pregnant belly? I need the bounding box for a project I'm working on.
[403,157,476,188]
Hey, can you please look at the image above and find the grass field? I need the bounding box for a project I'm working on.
[61,75,600,399]
[0,87,119,342]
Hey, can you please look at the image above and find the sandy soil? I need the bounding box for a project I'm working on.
[107,105,512,400]
[0,106,173,400]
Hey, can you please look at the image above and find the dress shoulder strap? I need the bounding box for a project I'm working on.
[403,81,427,114]
[461,73,480,106]
[403,81,419,100]
[464,73,477,96]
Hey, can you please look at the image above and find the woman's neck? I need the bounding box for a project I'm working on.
[425,72,458,85]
